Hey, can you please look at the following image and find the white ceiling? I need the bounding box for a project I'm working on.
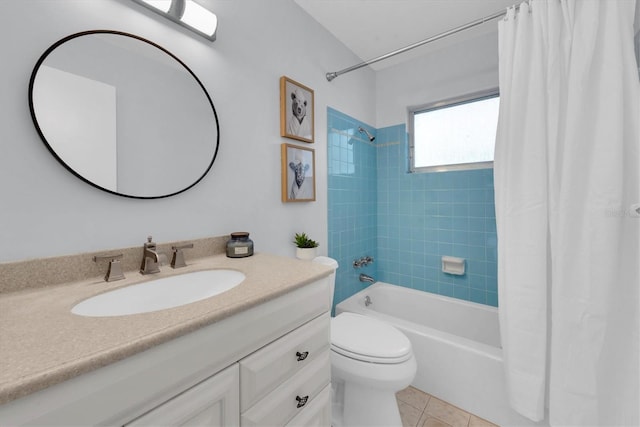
[294,0,522,71]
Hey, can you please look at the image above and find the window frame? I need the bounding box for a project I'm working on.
[408,88,499,173]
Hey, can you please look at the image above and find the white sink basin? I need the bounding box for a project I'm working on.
[72,270,246,317]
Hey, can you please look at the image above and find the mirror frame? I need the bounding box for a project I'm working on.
[28,30,220,199]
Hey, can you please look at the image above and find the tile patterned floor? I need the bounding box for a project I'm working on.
[396,386,499,427]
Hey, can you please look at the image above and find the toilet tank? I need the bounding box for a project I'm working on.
[312,256,338,307]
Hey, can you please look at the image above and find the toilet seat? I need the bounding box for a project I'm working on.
[331,313,412,364]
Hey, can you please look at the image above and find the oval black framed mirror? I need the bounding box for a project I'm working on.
[29,30,220,199]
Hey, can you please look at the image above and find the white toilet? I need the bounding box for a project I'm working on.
[313,257,417,427]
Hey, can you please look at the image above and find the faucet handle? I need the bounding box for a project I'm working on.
[93,253,125,282]
[144,236,156,249]
[171,243,194,269]
[353,256,375,268]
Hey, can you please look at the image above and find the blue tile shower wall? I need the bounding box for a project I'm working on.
[376,124,498,306]
[327,108,498,308]
[327,107,378,309]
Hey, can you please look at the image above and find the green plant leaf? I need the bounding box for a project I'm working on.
[293,232,319,248]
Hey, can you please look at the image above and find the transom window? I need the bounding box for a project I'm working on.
[409,90,499,172]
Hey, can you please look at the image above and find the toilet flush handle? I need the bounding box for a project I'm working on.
[296,351,309,361]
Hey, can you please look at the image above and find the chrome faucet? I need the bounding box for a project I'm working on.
[359,273,375,284]
[140,236,161,274]
[353,256,374,268]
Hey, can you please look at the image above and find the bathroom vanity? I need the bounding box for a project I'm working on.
[0,249,332,426]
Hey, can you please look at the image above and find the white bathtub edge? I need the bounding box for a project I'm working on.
[336,282,549,427]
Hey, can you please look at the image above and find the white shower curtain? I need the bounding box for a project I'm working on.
[494,0,639,425]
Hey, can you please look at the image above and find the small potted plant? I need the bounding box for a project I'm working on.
[293,232,319,260]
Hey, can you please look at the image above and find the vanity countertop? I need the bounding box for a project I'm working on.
[0,252,332,405]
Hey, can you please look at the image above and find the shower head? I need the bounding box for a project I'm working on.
[358,126,375,142]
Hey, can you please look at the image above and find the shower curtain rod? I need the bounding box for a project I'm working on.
[325,6,516,82]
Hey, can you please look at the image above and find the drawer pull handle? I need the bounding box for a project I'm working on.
[296,395,309,408]
[296,351,309,361]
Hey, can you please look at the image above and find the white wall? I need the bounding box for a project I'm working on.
[0,0,375,262]
[375,31,500,129]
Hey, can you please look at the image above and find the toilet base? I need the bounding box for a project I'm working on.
[330,350,416,427]
[331,380,404,427]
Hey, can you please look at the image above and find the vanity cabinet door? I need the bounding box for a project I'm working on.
[125,364,239,427]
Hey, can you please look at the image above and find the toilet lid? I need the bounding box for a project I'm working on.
[331,312,412,364]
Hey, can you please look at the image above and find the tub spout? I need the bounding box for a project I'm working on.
[359,273,375,283]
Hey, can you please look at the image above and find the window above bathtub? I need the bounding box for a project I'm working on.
[408,89,499,173]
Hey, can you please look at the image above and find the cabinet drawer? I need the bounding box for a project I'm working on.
[240,350,330,427]
[240,313,329,410]
[285,384,330,427]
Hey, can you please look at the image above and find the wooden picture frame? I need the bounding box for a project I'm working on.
[280,76,314,143]
[281,143,315,202]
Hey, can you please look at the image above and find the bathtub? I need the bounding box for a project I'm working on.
[336,282,544,427]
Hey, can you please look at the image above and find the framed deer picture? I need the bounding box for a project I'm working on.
[281,143,315,202]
